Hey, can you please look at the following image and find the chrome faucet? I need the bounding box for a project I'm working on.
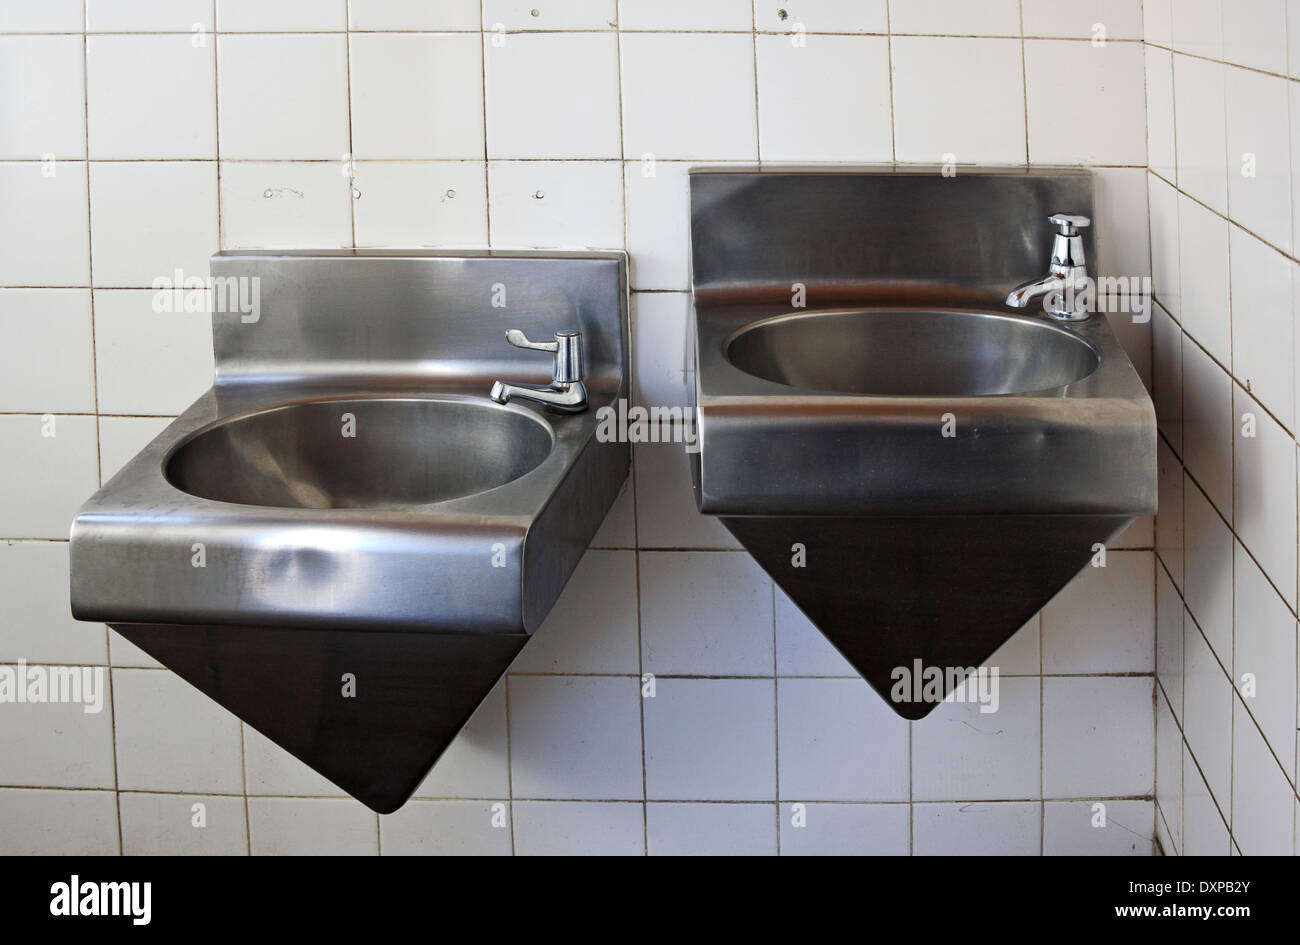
[1005,213,1092,321]
[489,329,588,413]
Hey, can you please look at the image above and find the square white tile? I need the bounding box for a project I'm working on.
[0,289,94,413]
[1043,676,1154,797]
[93,289,214,416]
[633,439,741,549]
[1025,40,1146,166]
[755,35,892,162]
[620,33,757,161]
[0,414,98,540]
[912,676,1041,801]
[1042,551,1154,674]
[0,540,106,665]
[0,162,90,286]
[643,678,775,800]
[639,551,773,676]
[350,33,484,160]
[352,159,486,248]
[86,34,216,159]
[0,35,84,160]
[219,162,353,249]
[890,37,1026,165]
[778,678,910,801]
[89,162,219,289]
[112,668,244,794]
[507,675,642,800]
[0,683,115,788]
[487,161,623,249]
[217,34,349,160]
[485,33,620,159]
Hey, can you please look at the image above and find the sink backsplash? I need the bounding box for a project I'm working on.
[2,0,1289,856]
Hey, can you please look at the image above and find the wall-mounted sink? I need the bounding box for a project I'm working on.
[689,169,1156,719]
[70,250,629,811]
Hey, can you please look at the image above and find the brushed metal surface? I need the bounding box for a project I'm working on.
[69,250,629,811]
[688,168,1157,718]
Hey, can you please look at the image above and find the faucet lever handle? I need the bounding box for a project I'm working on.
[1048,212,1091,235]
[503,328,584,384]
[504,329,559,353]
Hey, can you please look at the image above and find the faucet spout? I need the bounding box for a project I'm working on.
[490,379,588,413]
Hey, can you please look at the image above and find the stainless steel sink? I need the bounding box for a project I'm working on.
[725,307,1100,396]
[166,397,554,509]
[69,250,629,811]
[689,169,1156,719]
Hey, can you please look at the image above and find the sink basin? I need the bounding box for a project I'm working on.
[167,397,554,509]
[69,249,629,811]
[725,307,1100,396]
[689,169,1157,719]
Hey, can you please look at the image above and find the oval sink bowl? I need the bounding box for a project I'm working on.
[725,308,1101,396]
[166,397,553,509]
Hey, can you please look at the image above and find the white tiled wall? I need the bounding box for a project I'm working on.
[1147,0,1300,856]
[0,0,1169,856]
